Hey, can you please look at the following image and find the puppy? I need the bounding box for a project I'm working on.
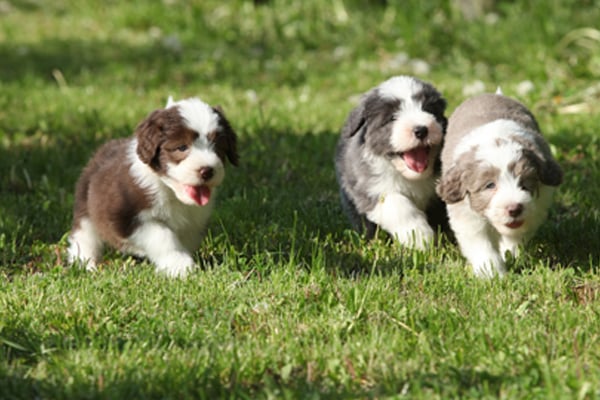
[67,97,238,277]
[335,76,448,249]
[437,92,562,277]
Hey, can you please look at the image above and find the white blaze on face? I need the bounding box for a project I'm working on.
[484,168,533,235]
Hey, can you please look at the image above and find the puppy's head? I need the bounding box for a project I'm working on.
[343,76,447,180]
[135,97,238,206]
[437,120,562,235]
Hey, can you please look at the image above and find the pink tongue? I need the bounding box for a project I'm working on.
[403,147,429,173]
[184,185,211,206]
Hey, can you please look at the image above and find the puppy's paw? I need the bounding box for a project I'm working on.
[471,255,506,279]
[392,225,435,250]
[67,246,99,272]
[499,236,523,261]
[155,252,196,278]
[69,256,98,272]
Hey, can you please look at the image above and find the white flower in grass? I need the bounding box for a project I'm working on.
[333,46,349,60]
[462,80,486,97]
[516,80,535,97]
[162,34,182,54]
[387,52,410,70]
[245,90,258,103]
[148,26,162,39]
[485,13,500,25]
[410,59,431,75]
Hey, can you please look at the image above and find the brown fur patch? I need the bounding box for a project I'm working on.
[135,107,189,172]
[509,134,562,186]
[210,107,239,166]
[436,147,479,203]
[72,138,151,248]
[508,151,541,195]
[157,127,198,166]
[437,145,502,212]
[466,165,500,213]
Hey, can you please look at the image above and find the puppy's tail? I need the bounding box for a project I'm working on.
[495,87,504,95]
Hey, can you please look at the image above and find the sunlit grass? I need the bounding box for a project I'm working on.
[1,1,599,398]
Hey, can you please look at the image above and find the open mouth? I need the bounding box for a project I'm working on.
[505,220,524,229]
[400,146,430,173]
[184,184,212,206]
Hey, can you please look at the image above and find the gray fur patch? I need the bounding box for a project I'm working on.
[465,164,500,213]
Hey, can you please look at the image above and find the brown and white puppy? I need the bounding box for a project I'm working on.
[335,76,447,248]
[67,97,238,277]
[437,92,562,278]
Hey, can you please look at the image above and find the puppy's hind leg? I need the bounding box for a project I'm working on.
[68,217,103,271]
[339,188,377,239]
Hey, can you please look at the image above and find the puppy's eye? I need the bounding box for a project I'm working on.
[484,181,496,190]
[382,115,397,127]
[175,144,189,152]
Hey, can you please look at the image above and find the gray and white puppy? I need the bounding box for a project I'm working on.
[437,92,562,277]
[335,76,448,248]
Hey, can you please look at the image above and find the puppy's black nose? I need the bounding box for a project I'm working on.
[413,125,428,140]
[507,203,523,217]
[199,167,214,181]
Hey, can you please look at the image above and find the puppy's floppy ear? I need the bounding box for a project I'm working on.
[523,142,563,187]
[440,114,448,133]
[423,95,448,132]
[341,101,367,140]
[437,166,467,204]
[541,159,563,186]
[135,109,168,170]
[212,106,239,166]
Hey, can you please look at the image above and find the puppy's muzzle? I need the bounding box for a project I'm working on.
[507,203,523,218]
[198,166,214,181]
[413,125,428,140]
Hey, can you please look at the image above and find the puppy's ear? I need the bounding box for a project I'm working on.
[540,159,563,186]
[523,144,563,187]
[341,102,367,139]
[437,166,467,204]
[440,114,448,133]
[212,106,239,166]
[135,109,167,170]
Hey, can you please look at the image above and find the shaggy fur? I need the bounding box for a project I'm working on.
[335,76,448,249]
[67,97,238,277]
[437,93,562,277]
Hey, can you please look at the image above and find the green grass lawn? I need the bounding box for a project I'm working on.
[1,0,600,398]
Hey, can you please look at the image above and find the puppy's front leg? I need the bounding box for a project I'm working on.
[499,235,523,261]
[129,222,195,278]
[447,203,506,278]
[366,193,434,250]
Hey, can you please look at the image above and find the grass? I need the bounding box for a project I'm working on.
[1,0,600,398]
